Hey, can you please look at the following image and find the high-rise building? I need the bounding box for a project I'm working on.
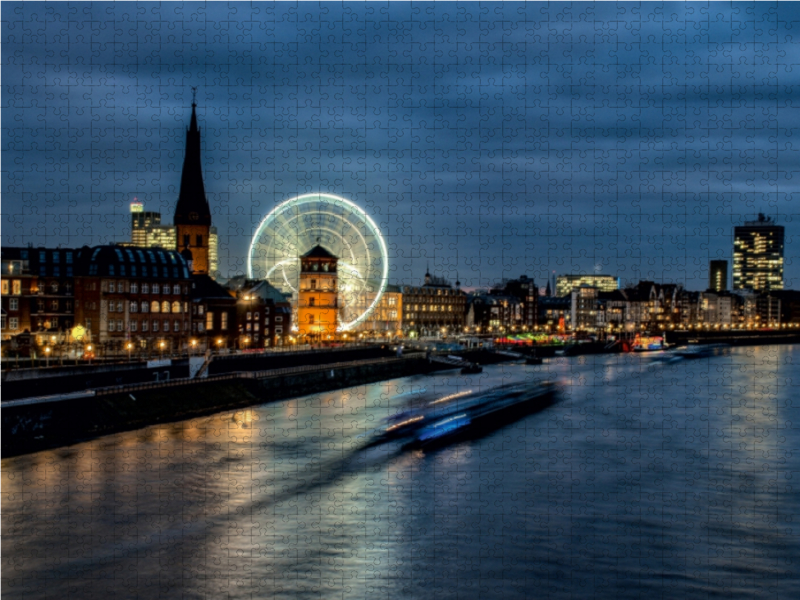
[556,274,619,297]
[733,214,784,291]
[174,100,212,276]
[708,260,728,292]
[130,201,162,246]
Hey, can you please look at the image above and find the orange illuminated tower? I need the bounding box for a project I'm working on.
[174,94,212,275]
[297,244,339,339]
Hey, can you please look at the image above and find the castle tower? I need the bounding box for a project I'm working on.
[174,98,212,275]
[297,244,339,339]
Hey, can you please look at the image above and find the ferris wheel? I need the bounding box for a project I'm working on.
[247,193,389,331]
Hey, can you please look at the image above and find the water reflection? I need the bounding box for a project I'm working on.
[2,348,800,599]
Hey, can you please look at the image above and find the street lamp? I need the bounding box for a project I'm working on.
[159,340,165,358]
[190,338,198,355]
[126,342,133,362]
[44,346,51,368]
[216,338,223,353]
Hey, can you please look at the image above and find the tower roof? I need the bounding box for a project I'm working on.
[301,244,337,259]
[174,102,211,226]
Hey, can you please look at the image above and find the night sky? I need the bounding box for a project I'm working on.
[3,2,800,290]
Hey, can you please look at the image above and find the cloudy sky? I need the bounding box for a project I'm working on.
[3,2,800,289]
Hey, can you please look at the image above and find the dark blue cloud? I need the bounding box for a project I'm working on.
[4,1,800,289]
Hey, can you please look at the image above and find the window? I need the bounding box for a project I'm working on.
[51,282,59,294]
[388,296,397,306]
[66,251,73,264]
[142,283,149,294]
[173,285,180,295]
[265,307,269,314]
[9,317,19,330]
[151,301,160,313]
[142,320,149,332]
[206,312,214,330]
[311,279,317,290]
[254,323,260,332]
[276,316,283,322]
[172,301,181,313]
[108,320,115,332]
[1,280,7,295]
[12,280,21,295]
[161,301,170,313]
[221,312,228,330]
[246,312,252,321]
[308,315,315,324]
[39,251,46,263]
[109,301,115,313]
[173,320,180,332]
[141,302,149,314]
[264,318,269,325]
[131,320,137,332]
[198,323,204,333]
[152,284,160,294]
[309,298,315,307]
[246,323,252,332]
[1,315,6,329]
[131,283,138,294]
[163,319,169,332]
[198,305,204,315]
[9,298,18,311]
[184,320,189,332]
[275,327,283,334]
[254,312,260,321]
[183,234,190,248]
[117,301,123,313]
[153,320,159,332]
[131,301,138,313]
[51,300,59,311]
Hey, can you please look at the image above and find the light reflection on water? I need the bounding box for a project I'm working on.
[2,346,799,599]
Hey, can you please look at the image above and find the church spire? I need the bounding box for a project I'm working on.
[174,94,211,226]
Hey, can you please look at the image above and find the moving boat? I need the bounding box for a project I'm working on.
[405,381,558,449]
[674,343,730,359]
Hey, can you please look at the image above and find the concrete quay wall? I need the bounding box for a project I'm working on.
[1,356,442,457]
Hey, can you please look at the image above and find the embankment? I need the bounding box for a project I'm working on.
[2,355,459,457]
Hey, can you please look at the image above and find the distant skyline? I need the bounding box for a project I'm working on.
[3,2,799,289]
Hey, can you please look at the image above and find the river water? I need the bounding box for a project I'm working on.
[3,346,799,599]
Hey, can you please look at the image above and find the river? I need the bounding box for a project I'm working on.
[3,345,799,599]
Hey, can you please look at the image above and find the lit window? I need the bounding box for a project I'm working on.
[1,280,7,295]
[172,301,181,313]
[221,312,228,330]
[206,312,214,330]
[12,280,21,295]
[131,283,138,294]
[151,301,160,313]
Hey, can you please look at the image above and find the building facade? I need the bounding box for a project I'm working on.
[556,274,619,297]
[402,271,466,336]
[1,247,78,343]
[74,245,193,353]
[297,245,339,339]
[709,260,728,292]
[733,214,784,291]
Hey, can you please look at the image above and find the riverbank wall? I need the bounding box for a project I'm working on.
[2,353,477,457]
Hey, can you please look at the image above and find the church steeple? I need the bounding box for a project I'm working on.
[174,91,212,276]
[174,97,211,226]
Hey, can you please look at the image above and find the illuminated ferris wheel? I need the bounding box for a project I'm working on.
[247,193,389,331]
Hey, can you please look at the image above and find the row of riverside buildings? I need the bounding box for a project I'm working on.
[3,103,797,356]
